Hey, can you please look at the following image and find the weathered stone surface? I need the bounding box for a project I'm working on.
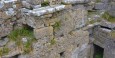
[31,30,89,58]
[0,19,13,38]
[28,5,66,16]
[94,3,109,10]
[34,26,53,39]
[62,0,89,4]
[0,37,9,47]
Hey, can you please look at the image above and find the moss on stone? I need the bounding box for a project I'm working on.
[41,1,49,7]
[96,0,101,3]
[50,38,56,45]
[0,47,9,56]
[102,12,115,23]
[53,21,61,30]
[110,31,115,38]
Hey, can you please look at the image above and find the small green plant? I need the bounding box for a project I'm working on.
[23,40,32,54]
[41,1,49,7]
[0,47,9,56]
[88,20,96,24]
[110,31,115,38]
[102,12,115,23]
[61,2,68,5]
[50,38,56,45]
[8,26,35,54]
[53,21,61,30]
[96,0,101,3]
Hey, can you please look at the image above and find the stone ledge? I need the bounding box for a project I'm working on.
[62,0,89,4]
[22,5,66,17]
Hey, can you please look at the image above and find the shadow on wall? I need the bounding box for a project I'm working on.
[93,44,104,58]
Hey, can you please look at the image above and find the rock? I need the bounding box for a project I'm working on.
[22,1,31,9]
[25,16,45,28]
[6,8,15,16]
[94,3,109,10]
[101,0,109,3]
[18,54,30,58]
[62,0,89,4]
[34,26,53,39]
[0,37,9,47]
[21,37,28,43]
[32,5,41,9]
[0,2,4,9]
[71,44,90,58]
[28,5,66,16]
[100,20,115,29]
[0,19,13,37]
[26,0,43,5]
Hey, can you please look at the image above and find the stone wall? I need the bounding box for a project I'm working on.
[0,0,91,58]
[0,0,115,58]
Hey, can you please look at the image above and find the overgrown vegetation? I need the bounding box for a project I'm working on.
[8,26,35,54]
[41,1,49,7]
[52,21,61,30]
[102,12,115,23]
[50,38,56,45]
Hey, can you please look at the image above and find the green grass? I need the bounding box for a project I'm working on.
[110,31,115,38]
[87,19,101,24]
[96,0,101,3]
[102,12,115,23]
[0,47,9,56]
[94,52,103,58]
[41,1,49,7]
[50,38,56,45]
[52,21,61,30]
[8,27,35,53]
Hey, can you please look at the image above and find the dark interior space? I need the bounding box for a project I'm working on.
[93,44,104,58]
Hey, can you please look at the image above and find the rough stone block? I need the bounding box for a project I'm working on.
[34,26,53,39]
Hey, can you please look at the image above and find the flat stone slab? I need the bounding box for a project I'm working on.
[22,5,66,16]
[62,0,89,4]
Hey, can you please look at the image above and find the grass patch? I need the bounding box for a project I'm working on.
[8,26,35,54]
[0,47,9,56]
[52,21,61,30]
[41,1,49,7]
[96,0,101,3]
[50,38,56,45]
[102,12,115,23]
[110,31,115,38]
[87,19,101,24]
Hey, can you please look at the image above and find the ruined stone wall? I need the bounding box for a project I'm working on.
[0,0,91,58]
[0,0,115,58]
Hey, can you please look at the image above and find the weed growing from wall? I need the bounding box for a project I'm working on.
[8,26,35,54]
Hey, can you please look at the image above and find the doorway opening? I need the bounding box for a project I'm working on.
[93,44,104,58]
